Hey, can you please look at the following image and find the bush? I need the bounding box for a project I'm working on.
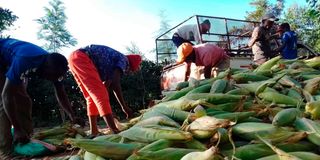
[28,60,163,127]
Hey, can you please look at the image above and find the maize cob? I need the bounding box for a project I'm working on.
[186,116,233,139]
[213,111,255,122]
[84,151,106,160]
[119,125,193,143]
[287,88,303,100]
[129,148,199,160]
[232,122,292,140]
[176,81,189,90]
[93,134,123,143]
[254,56,281,73]
[226,88,251,95]
[185,93,245,105]
[296,74,319,80]
[232,72,270,83]
[135,116,181,128]
[256,134,302,159]
[65,138,142,160]
[304,77,320,95]
[272,108,301,126]
[152,105,191,122]
[161,86,194,102]
[210,79,228,93]
[186,83,212,95]
[211,128,229,144]
[257,152,320,160]
[221,141,317,160]
[305,100,320,119]
[279,75,302,88]
[181,146,223,160]
[258,91,303,106]
[294,117,320,146]
[160,98,214,111]
[304,56,320,68]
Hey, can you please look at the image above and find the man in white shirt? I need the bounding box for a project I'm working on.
[172,19,211,47]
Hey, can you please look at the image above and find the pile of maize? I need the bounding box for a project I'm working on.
[40,56,320,159]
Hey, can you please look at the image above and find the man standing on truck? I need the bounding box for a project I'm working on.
[248,13,279,65]
[273,23,298,59]
[172,19,211,47]
[0,38,82,159]
[176,43,229,81]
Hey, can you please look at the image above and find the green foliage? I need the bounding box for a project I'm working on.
[246,0,284,21]
[28,61,162,127]
[0,7,18,34]
[111,60,163,119]
[36,0,77,52]
[282,2,320,52]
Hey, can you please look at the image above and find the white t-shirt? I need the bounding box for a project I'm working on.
[176,24,201,44]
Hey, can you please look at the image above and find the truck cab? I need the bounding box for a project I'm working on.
[156,15,318,91]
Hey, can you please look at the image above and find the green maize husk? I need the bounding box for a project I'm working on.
[304,56,320,68]
[232,72,270,83]
[176,81,189,90]
[226,88,251,95]
[221,141,316,160]
[254,56,281,73]
[258,91,303,106]
[152,105,191,122]
[119,125,193,143]
[213,111,255,122]
[210,79,228,93]
[232,122,293,141]
[187,83,212,95]
[84,151,106,160]
[185,93,245,105]
[65,138,142,160]
[272,108,301,126]
[129,148,199,160]
[257,152,320,160]
[294,117,320,146]
[135,115,181,128]
[287,88,303,100]
[304,77,320,95]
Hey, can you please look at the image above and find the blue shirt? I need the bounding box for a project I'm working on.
[281,31,298,59]
[0,38,48,84]
[82,45,129,81]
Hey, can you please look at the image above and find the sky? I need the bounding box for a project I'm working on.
[1,0,307,61]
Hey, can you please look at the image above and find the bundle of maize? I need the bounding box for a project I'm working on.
[60,56,320,160]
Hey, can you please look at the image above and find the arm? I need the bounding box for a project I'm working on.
[248,27,260,47]
[109,68,133,119]
[185,62,192,81]
[53,82,76,122]
[2,78,30,143]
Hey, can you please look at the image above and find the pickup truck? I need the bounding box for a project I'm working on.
[155,15,319,91]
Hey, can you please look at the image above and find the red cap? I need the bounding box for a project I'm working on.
[126,54,142,72]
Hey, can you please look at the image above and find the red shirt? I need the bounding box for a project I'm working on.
[193,43,228,67]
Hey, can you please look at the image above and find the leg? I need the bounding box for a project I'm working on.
[68,51,118,132]
[70,68,99,135]
[14,80,33,136]
[0,70,13,158]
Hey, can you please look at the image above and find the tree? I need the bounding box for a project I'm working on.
[125,41,145,59]
[0,7,18,34]
[282,1,320,52]
[246,0,285,21]
[153,10,175,63]
[36,0,77,52]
